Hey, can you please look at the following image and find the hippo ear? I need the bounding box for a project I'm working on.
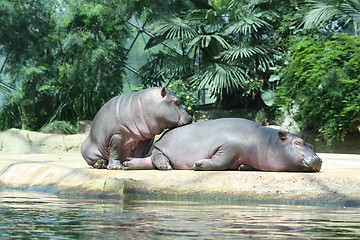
[278,131,288,141]
[161,87,167,98]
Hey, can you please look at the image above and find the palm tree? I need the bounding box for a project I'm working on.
[303,0,360,35]
[140,0,275,107]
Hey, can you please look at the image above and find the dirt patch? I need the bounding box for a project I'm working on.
[0,128,87,154]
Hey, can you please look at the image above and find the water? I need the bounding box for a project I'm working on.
[0,190,359,239]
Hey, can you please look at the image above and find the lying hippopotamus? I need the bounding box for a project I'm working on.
[81,87,192,170]
[123,118,322,172]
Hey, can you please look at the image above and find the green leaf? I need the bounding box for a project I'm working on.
[261,90,276,106]
[269,74,281,82]
[155,17,198,40]
[191,63,248,97]
[189,34,230,49]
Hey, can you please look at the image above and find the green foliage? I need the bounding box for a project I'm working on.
[303,0,360,35]
[167,80,200,115]
[4,0,359,134]
[40,121,79,134]
[139,51,194,87]
[140,0,276,107]
[0,93,21,130]
[54,0,128,121]
[1,0,215,131]
[276,33,360,144]
[0,0,129,130]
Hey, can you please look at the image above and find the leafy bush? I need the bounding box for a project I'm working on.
[0,0,127,131]
[276,33,360,144]
[167,80,200,115]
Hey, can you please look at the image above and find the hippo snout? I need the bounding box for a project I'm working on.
[181,115,193,125]
[303,154,322,172]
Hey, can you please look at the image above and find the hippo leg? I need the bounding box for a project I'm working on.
[192,147,234,171]
[151,148,173,170]
[122,157,155,170]
[107,134,124,170]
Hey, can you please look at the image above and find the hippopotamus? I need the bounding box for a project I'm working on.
[81,87,192,170]
[123,118,322,172]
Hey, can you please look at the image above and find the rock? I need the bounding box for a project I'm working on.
[0,128,86,154]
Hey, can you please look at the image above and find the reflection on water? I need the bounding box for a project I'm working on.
[0,190,359,239]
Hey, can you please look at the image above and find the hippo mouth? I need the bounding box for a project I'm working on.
[302,156,322,172]
[303,161,320,172]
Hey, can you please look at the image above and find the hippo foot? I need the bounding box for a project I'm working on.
[122,157,155,170]
[107,161,123,170]
[151,150,173,170]
[156,162,173,170]
[93,159,108,169]
[122,158,131,170]
[122,158,138,170]
[192,160,208,171]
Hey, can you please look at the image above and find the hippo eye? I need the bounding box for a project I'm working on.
[294,140,304,146]
[173,99,180,106]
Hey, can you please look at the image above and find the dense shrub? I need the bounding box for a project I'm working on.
[276,33,360,144]
[167,80,200,115]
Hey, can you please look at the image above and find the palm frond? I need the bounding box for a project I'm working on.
[189,34,230,49]
[256,53,273,72]
[139,52,194,87]
[217,44,273,72]
[155,17,198,40]
[303,2,342,29]
[225,7,272,35]
[217,44,267,61]
[190,62,248,97]
[303,0,360,29]
[341,0,360,22]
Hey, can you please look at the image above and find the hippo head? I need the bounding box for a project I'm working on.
[154,87,192,130]
[272,131,322,172]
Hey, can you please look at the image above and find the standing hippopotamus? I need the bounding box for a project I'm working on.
[81,87,192,170]
[123,118,322,172]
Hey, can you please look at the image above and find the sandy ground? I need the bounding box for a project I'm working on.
[0,128,87,154]
[0,128,359,206]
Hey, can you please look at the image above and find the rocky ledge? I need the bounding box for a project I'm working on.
[0,153,359,206]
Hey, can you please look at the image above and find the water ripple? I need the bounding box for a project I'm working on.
[0,190,359,239]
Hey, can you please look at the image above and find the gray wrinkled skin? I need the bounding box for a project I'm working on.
[81,87,192,170]
[123,118,322,172]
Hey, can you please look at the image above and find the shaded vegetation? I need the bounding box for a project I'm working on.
[0,0,130,130]
[0,0,359,144]
[276,33,360,144]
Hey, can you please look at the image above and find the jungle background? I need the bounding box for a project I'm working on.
[0,0,359,145]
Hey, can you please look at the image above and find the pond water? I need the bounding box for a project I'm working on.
[0,190,359,239]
